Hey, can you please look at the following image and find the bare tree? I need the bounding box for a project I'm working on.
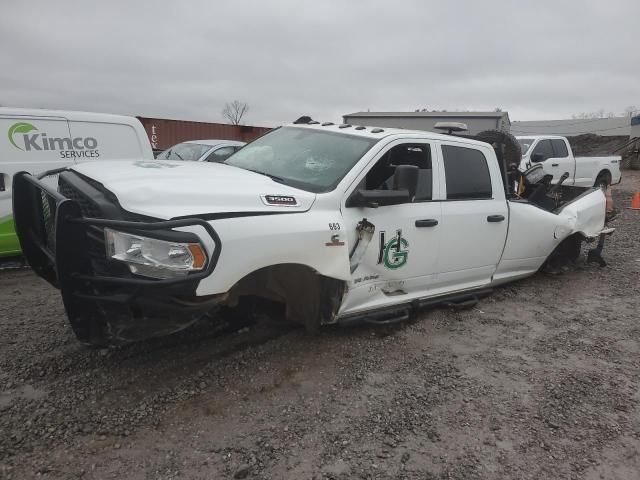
[222,100,249,125]
[572,109,606,119]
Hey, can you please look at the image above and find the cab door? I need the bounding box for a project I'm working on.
[531,139,574,184]
[434,141,508,292]
[339,140,442,315]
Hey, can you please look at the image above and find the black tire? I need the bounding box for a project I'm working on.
[476,130,522,169]
[594,171,611,189]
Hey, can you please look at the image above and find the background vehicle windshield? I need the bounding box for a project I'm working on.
[225,127,378,192]
[517,138,535,155]
[157,142,212,161]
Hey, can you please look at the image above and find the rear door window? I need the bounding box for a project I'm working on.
[442,145,492,200]
[551,139,569,158]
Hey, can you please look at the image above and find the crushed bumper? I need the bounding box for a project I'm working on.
[12,170,222,346]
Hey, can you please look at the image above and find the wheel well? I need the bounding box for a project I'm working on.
[596,169,611,181]
[222,263,346,331]
[544,232,585,270]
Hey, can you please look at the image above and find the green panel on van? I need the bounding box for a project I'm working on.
[0,216,21,257]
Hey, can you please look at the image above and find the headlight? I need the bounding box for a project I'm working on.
[104,228,207,279]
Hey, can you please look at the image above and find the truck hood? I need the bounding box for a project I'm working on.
[70,160,316,219]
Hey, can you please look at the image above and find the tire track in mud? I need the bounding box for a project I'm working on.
[0,288,297,461]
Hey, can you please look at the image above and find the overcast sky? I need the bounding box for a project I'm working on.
[1,0,638,126]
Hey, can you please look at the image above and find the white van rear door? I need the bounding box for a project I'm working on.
[67,120,148,161]
[1,115,71,248]
[1,114,72,191]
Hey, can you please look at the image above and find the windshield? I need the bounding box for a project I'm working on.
[224,127,378,193]
[517,138,536,155]
[157,142,212,161]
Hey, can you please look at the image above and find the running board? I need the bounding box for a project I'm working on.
[337,289,492,328]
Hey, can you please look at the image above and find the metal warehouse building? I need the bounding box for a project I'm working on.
[342,111,511,135]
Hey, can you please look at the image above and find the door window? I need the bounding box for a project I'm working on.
[551,139,569,158]
[363,143,433,201]
[205,146,236,162]
[442,145,492,200]
[531,140,553,161]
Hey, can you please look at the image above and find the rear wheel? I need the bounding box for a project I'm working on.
[594,171,611,189]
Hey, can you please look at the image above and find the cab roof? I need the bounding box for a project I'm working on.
[184,139,246,147]
[284,123,492,148]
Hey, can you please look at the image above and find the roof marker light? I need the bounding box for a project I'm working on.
[355,126,366,130]
[371,128,384,133]
[321,122,334,126]
[338,124,352,129]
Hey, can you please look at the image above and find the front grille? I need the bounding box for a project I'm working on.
[55,171,158,279]
[56,174,115,276]
[58,177,102,219]
[40,190,57,253]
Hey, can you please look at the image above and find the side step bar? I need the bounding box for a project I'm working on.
[337,288,493,328]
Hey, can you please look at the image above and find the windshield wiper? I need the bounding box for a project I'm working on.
[243,168,286,184]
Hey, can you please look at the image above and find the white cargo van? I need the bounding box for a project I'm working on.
[0,108,153,257]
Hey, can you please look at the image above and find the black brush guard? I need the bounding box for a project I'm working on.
[12,170,223,346]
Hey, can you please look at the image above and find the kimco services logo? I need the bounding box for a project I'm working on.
[8,122,100,159]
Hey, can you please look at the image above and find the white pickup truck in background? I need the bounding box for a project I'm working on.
[516,135,621,187]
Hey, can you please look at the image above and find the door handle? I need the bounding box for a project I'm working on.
[415,219,438,227]
[487,215,505,223]
[551,163,559,167]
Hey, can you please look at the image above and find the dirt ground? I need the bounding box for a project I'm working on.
[1,173,639,480]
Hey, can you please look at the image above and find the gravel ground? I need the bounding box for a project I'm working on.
[1,172,639,480]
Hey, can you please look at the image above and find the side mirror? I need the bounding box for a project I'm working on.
[392,164,419,200]
[531,152,545,163]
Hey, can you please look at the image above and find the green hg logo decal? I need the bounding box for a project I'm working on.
[378,230,409,269]
[8,122,38,150]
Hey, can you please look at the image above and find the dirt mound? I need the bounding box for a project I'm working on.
[568,134,640,169]
[567,134,629,156]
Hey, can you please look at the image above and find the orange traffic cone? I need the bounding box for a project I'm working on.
[630,192,640,210]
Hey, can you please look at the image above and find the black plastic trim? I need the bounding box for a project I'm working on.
[171,210,302,221]
[415,219,438,227]
[337,288,493,327]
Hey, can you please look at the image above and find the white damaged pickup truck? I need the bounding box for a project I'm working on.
[13,123,614,345]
